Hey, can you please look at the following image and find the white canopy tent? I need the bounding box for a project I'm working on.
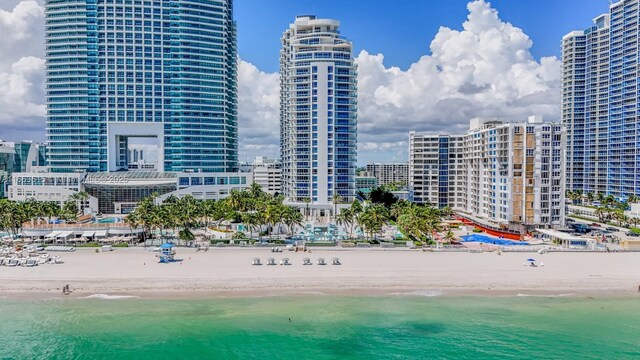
[45,231,61,239]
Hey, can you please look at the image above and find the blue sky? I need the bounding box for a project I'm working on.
[236,0,609,73]
[0,0,614,164]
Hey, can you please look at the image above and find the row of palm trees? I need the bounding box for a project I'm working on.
[335,199,446,242]
[566,190,640,228]
[125,183,304,242]
[593,207,640,228]
[0,197,80,239]
[566,190,637,211]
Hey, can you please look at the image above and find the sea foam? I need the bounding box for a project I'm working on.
[392,290,443,297]
[514,293,574,298]
[82,294,140,300]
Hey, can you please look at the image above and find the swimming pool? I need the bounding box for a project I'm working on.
[97,217,122,224]
[461,234,529,246]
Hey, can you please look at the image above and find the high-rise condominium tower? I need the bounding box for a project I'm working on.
[280,15,357,205]
[562,0,639,197]
[45,0,237,173]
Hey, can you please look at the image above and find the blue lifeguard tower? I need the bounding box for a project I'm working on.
[158,243,177,263]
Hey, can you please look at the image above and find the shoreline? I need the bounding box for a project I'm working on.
[1,287,636,301]
[1,248,639,300]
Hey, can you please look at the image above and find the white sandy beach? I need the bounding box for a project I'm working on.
[1,247,640,298]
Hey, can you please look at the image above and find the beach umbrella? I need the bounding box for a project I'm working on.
[526,258,536,262]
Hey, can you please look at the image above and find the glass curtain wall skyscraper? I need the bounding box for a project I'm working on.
[562,0,639,197]
[45,0,237,173]
[280,15,357,205]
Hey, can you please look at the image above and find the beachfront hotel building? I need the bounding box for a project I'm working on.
[562,0,640,198]
[365,163,409,186]
[44,0,238,173]
[409,133,464,209]
[409,116,566,232]
[279,15,357,214]
[7,1,249,213]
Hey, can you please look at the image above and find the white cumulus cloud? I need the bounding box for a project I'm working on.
[0,0,561,165]
[237,59,280,162]
[0,0,46,140]
[355,0,561,163]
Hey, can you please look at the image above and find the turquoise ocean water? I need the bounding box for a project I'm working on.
[0,295,639,359]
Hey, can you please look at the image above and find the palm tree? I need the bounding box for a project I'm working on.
[201,199,217,227]
[174,195,201,244]
[612,211,626,227]
[359,204,389,240]
[282,206,303,235]
[69,191,90,215]
[586,192,595,205]
[241,212,260,240]
[594,207,606,222]
[332,193,342,220]
[42,201,60,225]
[444,230,456,244]
[302,197,311,220]
[124,212,139,241]
[264,204,281,237]
[335,208,354,239]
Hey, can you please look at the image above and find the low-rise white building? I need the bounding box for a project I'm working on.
[9,171,253,214]
[251,157,281,195]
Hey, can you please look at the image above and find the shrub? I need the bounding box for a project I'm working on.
[232,231,247,240]
[113,243,128,248]
[77,242,100,247]
[472,228,483,233]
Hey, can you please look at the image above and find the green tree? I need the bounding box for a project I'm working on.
[336,207,354,239]
[282,206,303,235]
[332,193,342,220]
[358,204,389,240]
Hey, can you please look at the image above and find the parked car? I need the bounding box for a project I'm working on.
[606,227,618,232]
[566,218,576,223]
[591,223,602,227]
[626,232,640,237]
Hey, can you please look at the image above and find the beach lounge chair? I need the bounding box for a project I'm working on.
[302,257,311,265]
[280,258,290,265]
[317,257,326,265]
[38,254,49,264]
[7,258,19,267]
[332,257,341,265]
[24,258,38,267]
[267,257,276,265]
[252,258,262,265]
